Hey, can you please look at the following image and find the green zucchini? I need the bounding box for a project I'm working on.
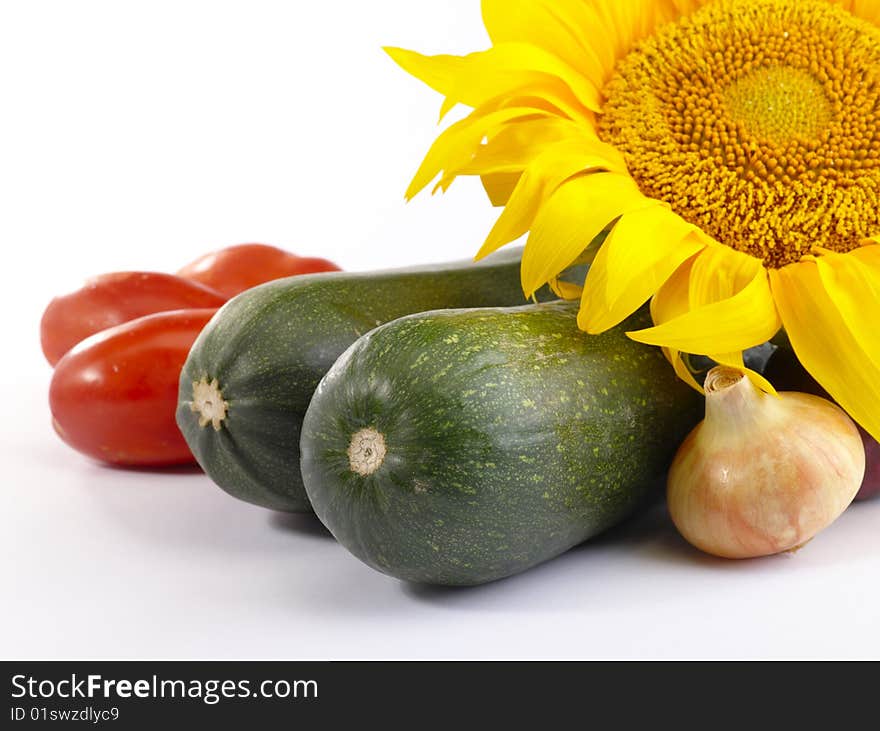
[176,247,558,512]
[300,302,702,585]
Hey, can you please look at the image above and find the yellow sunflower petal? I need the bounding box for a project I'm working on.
[644,251,776,394]
[711,352,777,395]
[650,254,695,324]
[649,256,704,391]
[405,107,547,200]
[842,0,880,25]
[852,241,880,266]
[815,252,880,362]
[579,206,706,334]
[667,352,704,392]
[476,137,629,260]
[481,0,611,88]
[586,0,707,80]
[387,43,602,116]
[594,0,667,59]
[463,117,585,177]
[688,243,759,305]
[469,117,586,207]
[456,76,596,124]
[520,172,655,297]
[384,47,465,101]
[466,42,602,113]
[548,277,584,300]
[770,259,880,441]
[628,245,781,354]
[481,173,522,207]
[444,110,598,195]
[385,47,568,122]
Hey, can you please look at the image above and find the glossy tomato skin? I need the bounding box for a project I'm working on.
[49,308,218,466]
[40,272,226,366]
[177,243,341,298]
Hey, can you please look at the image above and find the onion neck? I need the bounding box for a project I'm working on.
[703,366,782,438]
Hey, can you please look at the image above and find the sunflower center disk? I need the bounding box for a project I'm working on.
[598,0,880,268]
[724,66,831,146]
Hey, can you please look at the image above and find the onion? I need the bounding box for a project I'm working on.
[764,347,880,501]
[667,366,865,559]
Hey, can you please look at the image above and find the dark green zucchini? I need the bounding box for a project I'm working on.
[300,302,702,585]
[176,247,557,512]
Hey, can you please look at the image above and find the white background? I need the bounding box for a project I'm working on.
[2,0,879,660]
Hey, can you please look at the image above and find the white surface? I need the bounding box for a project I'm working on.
[2,0,879,660]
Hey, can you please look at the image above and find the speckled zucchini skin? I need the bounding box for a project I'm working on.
[300,302,702,585]
[176,248,554,512]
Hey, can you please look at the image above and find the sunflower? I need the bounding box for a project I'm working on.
[387,0,880,442]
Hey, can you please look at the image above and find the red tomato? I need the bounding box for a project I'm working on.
[177,243,341,298]
[49,308,218,467]
[40,272,226,366]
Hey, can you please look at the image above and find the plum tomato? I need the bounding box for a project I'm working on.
[177,243,341,298]
[40,272,226,366]
[49,308,218,467]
